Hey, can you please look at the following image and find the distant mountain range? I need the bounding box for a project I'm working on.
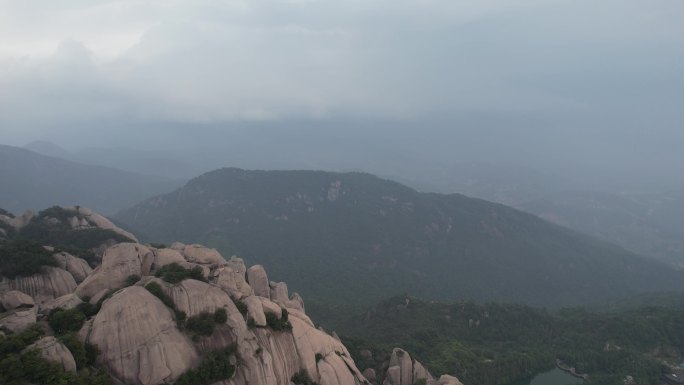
[0,144,182,214]
[519,190,684,268]
[115,168,684,307]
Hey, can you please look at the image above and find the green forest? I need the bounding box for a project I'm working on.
[314,296,684,385]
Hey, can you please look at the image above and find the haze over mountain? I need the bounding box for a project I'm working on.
[115,168,684,307]
[0,144,182,215]
[519,190,684,268]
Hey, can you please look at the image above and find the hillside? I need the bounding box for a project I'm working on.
[323,295,683,385]
[519,190,684,268]
[0,144,181,214]
[115,168,684,306]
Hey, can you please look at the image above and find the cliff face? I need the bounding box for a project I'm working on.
[0,206,463,385]
[75,241,368,385]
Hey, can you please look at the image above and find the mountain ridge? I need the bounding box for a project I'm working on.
[115,167,684,307]
[0,144,183,214]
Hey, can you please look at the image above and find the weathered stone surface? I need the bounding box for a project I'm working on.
[384,366,401,385]
[0,290,34,311]
[76,243,153,298]
[179,244,225,265]
[287,307,315,328]
[25,336,77,372]
[39,293,83,315]
[152,247,187,267]
[290,316,365,384]
[89,288,111,305]
[389,348,413,385]
[64,206,138,242]
[413,360,433,383]
[1,267,77,303]
[53,252,92,283]
[244,295,267,327]
[289,292,306,312]
[0,306,37,333]
[252,327,300,385]
[89,286,198,385]
[212,257,253,299]
[270,281,289,303]
[434,375,464,385]
[164,279,247,338]
[247,265,270,299]
[259,297,282,319]
[0,210,34,229]
[318,354,357,385]
[364,368,377,383]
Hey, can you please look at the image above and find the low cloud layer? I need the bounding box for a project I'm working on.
[1,0,683,144]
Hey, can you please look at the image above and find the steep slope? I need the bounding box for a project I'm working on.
[519,190,684,268]
[115,168,684,306]
[0,144,181,214]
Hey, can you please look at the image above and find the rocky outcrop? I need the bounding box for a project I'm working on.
[63,206,138,242]
[53,251,92,283]
[269,281,305,312]
[174,243,226,265]
[0,290,34,311]
[39,293,83,315]
[25,336,77,372]
[378,348,447,385]
[1,267,77,303]
[434,375,464,385]
[1,205,465,385]
[76,243,153,298]
[0,306,37,333]
[244,296,267,327]
[247,265,270,299]
[87,286,199,385]
[212,257,253,299]
[0,210,34,229]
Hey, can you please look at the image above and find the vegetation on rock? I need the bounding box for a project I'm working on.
[155,262,205,284]
[0,325,111,385]
[174,346,237,385]
[0,239,57,278]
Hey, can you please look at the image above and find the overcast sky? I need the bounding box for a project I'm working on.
[0,0,683,157]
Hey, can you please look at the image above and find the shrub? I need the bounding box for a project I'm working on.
[291,369,318,385]
[214,308,228,324]
[0,324,111,385]
[76,301,99,318]
[59,333,87,369]
[48,308,86,335]
[125,274,140,286]
[186,312,216,336]
[265,309,292,331]
[154,263,205,284]
[0,325,44,358]
[0,240,57,278]
[174,347,236,385]
[232,298,248,317]
[144,282,175,309]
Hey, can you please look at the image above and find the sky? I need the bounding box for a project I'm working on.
[0,0,683,192]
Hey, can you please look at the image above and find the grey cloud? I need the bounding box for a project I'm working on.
[0,0,682,145]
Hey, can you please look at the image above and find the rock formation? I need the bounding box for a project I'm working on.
[0,206,464,385]
[75,243,153,298]
[53,251,93,283]
[1,267,77,303]
[25,336,77,372]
